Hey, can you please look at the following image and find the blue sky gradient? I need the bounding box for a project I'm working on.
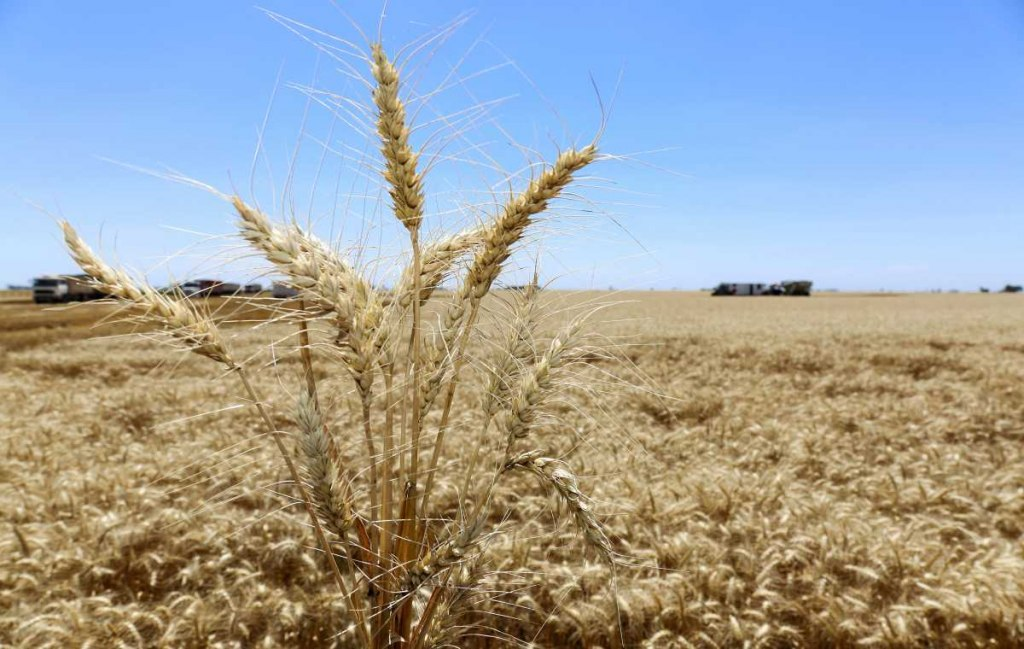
[2,1,1023,290]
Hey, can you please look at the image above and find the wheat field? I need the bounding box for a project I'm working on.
[2,291,1022,647]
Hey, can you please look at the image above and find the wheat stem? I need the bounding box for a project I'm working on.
[296,299,319,401]
[380,367,396,583]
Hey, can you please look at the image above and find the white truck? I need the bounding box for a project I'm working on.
[32,274,106,303]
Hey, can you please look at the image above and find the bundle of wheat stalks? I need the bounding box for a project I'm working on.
[60,41,612,648]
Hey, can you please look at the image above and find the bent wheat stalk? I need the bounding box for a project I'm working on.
[60,222,370,646]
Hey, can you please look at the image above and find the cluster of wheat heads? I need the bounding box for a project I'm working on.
[61,41,614,648]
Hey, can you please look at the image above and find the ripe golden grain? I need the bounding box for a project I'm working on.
[3,293,1024,647]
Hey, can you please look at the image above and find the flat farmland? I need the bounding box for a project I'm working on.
[2,292,1023,647]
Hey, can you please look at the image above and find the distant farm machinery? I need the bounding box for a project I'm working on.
[711,280,812,297]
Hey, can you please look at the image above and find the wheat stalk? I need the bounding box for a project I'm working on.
[233,196,385,517]
[417,146,597,523]
[61,222,231,364]
[60,220,370,645]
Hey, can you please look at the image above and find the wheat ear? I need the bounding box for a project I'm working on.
[296,392,356,542]
[482,282,541,420]
[61,222,231,364]
[429,146,596,375]
[505,451,614,563]
[498,314,585,444]
[401,515,487,595]
[468,145,596,296]
[395,225,484,309]
[413,232,516,419]
[371,43,424,233]
[232,196,373,332]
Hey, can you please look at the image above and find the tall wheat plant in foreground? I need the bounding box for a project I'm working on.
[61,40,611,648]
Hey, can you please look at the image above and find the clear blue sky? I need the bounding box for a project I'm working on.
[2,1,1023,291]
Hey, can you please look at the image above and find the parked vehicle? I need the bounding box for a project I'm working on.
[711,280,812,297]
[32,274,106,303]
[178,279,241,297]
[711,282,767,296]
[272,282,299,299]
[782,280,813,296]
[243,283,263,294]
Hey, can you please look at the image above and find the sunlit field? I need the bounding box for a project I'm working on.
[2,291,1022,647]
